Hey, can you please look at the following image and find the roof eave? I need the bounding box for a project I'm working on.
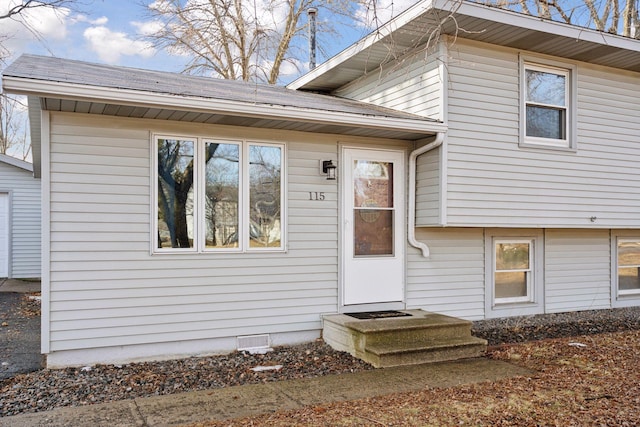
[3,75,446,137]
[0,153,33,172]
[289,0,640,91]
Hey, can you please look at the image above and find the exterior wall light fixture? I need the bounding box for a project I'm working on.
[322,160,337,180]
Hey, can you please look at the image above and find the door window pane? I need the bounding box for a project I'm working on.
[204,142,239,248]
[157,138,194,249]
[353,160,394,257]
[354,210,393,256]
[353,161,393,208]
[249,145,282,248]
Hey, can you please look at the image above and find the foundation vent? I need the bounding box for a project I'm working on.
[237,334,272,353]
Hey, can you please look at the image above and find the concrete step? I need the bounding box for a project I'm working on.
[322,309,488,368]
[364,336,488,368]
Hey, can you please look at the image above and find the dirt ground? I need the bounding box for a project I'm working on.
[191,330,640,426]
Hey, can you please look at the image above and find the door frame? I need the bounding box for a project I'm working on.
[339,146,407,313]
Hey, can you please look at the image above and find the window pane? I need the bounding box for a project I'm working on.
[354,210,393,256]
[619,268,640,291]
[249,145,282,248]
[618,241,640,266]
[495,272,528,299]
[353,161,393,208]
[495,243,530,270]
[157,138,194,248]
[526,69,565,106]
[205,143,239,248]
[526,105,566,140]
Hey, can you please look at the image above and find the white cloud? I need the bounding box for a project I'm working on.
[131,20,163,37]
[0,0,70,56]
[83,26,155,64]
[72,14,109,26]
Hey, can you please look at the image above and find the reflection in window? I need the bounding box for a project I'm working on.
[154,136,284,252]
[353,160,394,257]
[157,138,195,249]
[618,240,640,294]
[494,241,532,302]
[205,142,239,248]
[249,145,282,248]
[524,64,568,143]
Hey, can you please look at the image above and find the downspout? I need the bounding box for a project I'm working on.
[408,132,445,258]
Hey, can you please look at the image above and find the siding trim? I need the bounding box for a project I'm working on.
[41,111,51,354]
[439,40,448,226]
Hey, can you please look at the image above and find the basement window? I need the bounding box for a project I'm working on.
[485,231,544,318]
[613,238,640,308]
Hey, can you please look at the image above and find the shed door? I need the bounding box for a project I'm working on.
[0,193,9,277]
[342,148,405,305]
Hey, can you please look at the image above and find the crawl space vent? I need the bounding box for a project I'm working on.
[237,334,271,353]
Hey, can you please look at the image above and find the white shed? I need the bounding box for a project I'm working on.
[0,154,41,278]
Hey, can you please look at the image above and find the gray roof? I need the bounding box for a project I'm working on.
[3,54,438,125]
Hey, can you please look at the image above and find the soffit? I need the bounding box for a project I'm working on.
[290,0,640,92]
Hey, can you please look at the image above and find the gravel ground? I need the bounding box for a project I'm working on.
[1,306,640,417]
[471,306,640,345]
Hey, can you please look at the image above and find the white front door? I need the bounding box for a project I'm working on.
[342,148,405,306]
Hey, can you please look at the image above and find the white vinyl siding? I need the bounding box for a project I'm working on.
[545,229,611,313]
[46,112,411,358]
[415,147,441,226]
[0,161,41,278]
[430,38,640,228]
[334,43,444,120]
[407,228,485,320]
[407,227,627,320]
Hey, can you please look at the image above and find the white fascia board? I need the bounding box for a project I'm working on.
[0,153,33,172]
[3,76,447,136]
[454,0,640,52]
[289,0,640,90]
[288,0,436,90]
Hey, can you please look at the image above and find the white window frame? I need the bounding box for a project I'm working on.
[519,55,577,151]
[152,134,286,254]
[493,238,533,305]
[612,235,640,308]
[485,230,544,318]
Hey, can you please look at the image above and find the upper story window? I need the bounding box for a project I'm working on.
[520,57,576,150]
[154,135,285,253]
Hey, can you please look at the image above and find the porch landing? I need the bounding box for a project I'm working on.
[322,309,488,368]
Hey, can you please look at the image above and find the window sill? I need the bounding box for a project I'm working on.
[519,141,577,153]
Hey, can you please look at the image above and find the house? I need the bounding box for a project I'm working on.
[3,0,640,367]
[0,154,40,279]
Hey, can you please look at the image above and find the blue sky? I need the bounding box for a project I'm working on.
[0,0,418,82]
[2,0,191,73]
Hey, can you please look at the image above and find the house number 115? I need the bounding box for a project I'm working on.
[309,192,325,201]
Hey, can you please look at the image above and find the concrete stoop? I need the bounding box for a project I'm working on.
[322,309,488,368]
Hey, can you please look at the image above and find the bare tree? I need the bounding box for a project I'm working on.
[1,0,78,159]
[142,0,361,84]
[0,0,73,20]
[478,0,640,38]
